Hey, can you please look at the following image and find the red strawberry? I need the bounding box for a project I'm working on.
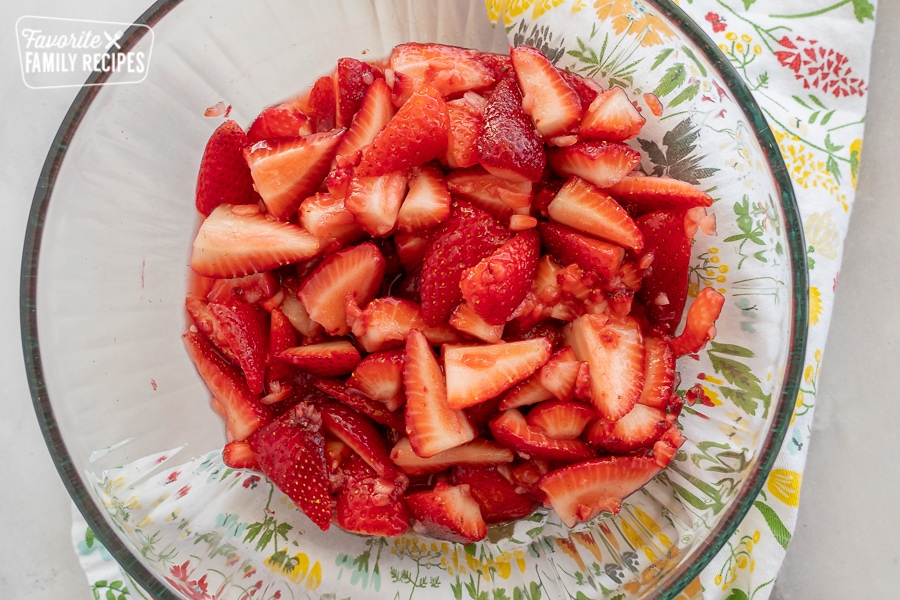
[347,295,461,353]
[247,402,332,530]
[444,96,484,169]
[344,172,409,237]
[276,340,361,377]
[607,175,713,213]
[299,192,366,253]
[185,295,237,362]
[474,51,514,81]
[297,241,386,336]
[403,328,476,457]
[309,75,336,132]
[637,335,676,409]
[246,103,313,144]
[397,164,451,232]
[445,166,533,222]
[635,209,691,331]
[311,377,404,431]
[266,307,299,388]
[653,426,685,468]
[538,455,662,527]
[449,301,504,344]
[477,77,545,183]
[333,57,383,128]
[585,403,669,454]
[559,69,602,107]
[347,349,406,411]
[393,232,429,272]
[355,85,450,177]
[579,86,646,142]
[390,437,514,475]
[511,45,582,137]
[195,120,257,216]
[547,140,640,189]
[336,78,395,159]
[539,221,626,282]
[498,374,554,411]
[547,176,644,252]
[388,42,495,106]
[525,399,595,439]
[206,271,279,305]
[406,482,487,542]
[670,287,725,356]
[244,129,345,220]
[335,454,410,537]
[449,465,537,523]
[489,408,596,463]
[208,300,269,395]
[222,440,259,470]
[318,399,397,479]
[444,337,552,410]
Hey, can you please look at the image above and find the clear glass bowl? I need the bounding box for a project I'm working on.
[21,0,806,598]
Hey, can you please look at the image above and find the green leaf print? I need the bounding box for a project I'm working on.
[725,590,750,600]
[637,118,718,184]
[667,82,700,108]
[754,500,792,550]
[852,0,876,22]
[742,0,757,10]
[652,64,686,98]
[707,341,771,417]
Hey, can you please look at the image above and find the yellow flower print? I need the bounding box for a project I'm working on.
[531,0,565,19]
[768,468,802,507]
[804,212,840,260]
[850,138,863,189]
[506,0,536,24]
[594,0,675,46]
[571,0,586,12]
[809,285,823,326]
[485,0,506,23]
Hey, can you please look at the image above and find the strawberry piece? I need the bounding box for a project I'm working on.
[336,78,395,158]
[444,337,552,410]
[579,86,646,142]
[347,349,406,411]
[653,426,685,468]
[309,75,336,132]
[538,455,662,527]
[344,172,409,237]
[559,69,602,107]
[246,103,313,144]
[670,287,726,356]
[185,295,237,362]
[489,408,596,463]
[535,347,580,402]
[208,300,269,395]
[206,272,279,305]
[311,377,404,431]
[299,192,366,253]
[525,399,595,440]
[449,301,504,344]
[397,164,451,232]
[333,57,383,128]
[450,465,537,523]
[388,42,495,106]
[222,440,259,470]
[539,221,626,282]
[247,402,332,530]
[335,454,410,537]
[637,335,676,409]
[406,482,487,543]
[476,77,545,183]
[356,85,450,177]
[276,340,361,377]
[511,45,582,137]
[585,403,669,454]
[498,374,554,411]
[348,296,461,353]
[266,307,298,388]
[419,201,511,326]
[195,120,257,216]
[460,229,541,325]
[390,437,514,475]
[607,174,714,213]
[244,129,345,221]
[393,232,429,272]
[446,166,533,222]
[635,209,691,331]
[444,96,484,169]
[547,140,640,189]
[566,314,645,421]
[547,176,644,252]
[297,242,386,336]
[403,329,476,457]
[183,331,273,442]
[318,399,397,479]
[278,284,324,339]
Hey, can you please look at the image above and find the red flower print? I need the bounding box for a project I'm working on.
[705,12,727,33]
[165,560,216,600]
[775,36,866,97]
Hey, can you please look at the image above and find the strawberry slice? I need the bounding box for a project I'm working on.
[390,437,514,475]
[311,377,404,431]
[476,77,545,183]
[333,57,383,129]
[309,75,336,132]
[183,330,273,442]
[635,209,691,331]
[511,45,582,137]
[318,399,397,479]
[246,103,313,144]
[222,440,259,470]
[670,287,726,356]
[243,129,345,220]
[444,337,552,410]
[348,295,461,353]
[403,328,476,457]
[449,465,537,523]
[297,241,386,336]
[474,51,514,81]
[547,176,644,252]
[489,408,596,463]
[265,307,298,389]
[498,374,554,411]
[559,69,602,107]
[393,232,429,272]
[585,403,669,454]
[579,86,646,142]
[607,175,714,214]
[208,300,269,395]
[335,454,410,537]
[536,347,581,402]
[276,340,361,377]
[347,349,406,411]
[637,335,676,409]
[539,221,626,282]
[538,455,662,527]
[336,78,394,158]
[247,402,332,530]
[406,482,487,543]
[195,120,257,216]
[299,192,366,254]
[356,84,450,177]
[566,314,645,421]
[547,140,641,189]
[460,229,541,325]
[525,399,595,440]
[449,301,504,344]
[446,166,533,222]
[344,172,409,237]
[397,164,451,232]
[444,96,484,169]
[388,42,495,106]
[206,272,279,305]
[185,295,236,362]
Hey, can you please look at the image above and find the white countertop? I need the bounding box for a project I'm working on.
[1,2,897,599]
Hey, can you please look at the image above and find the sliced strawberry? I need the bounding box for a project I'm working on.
[635,209,690,331]
[390,437,514,475]
[403,328,476,457]
[477,77,545,183]
[474,51,514,81]
[535,347,580,401]
[607,175,713,213]
[318,399,397,478]
[406,482,487,542]
[460,229,541,325]
[488,408,596,463]
[498,374,554,411]
[208,300,269,395]
[344,172,409,237]
[525,399,595,440]
[670,287,726,356]
[247,402,332,530]
[276,340,361,377]
[185,295,237,362]
[538,455,662,527]
[278,284,324,339]
[195,120,257,216]
[356,85,449,177]
[335,454,410,537]
[347,349,406,411]
[266,307,298,387]
[311,377,404,431]
[449,301,504,344]
[637,335,676,409]
[388,42,495,106]
[297,241,386,336]
[547,176,643,252]
[547,140,641,189]
[244,129,345,220]
[348,296,461,353]
[444,337,552,410]
[397,164,451,232]
[309,75,336,132]
[444,96,484,169]
[450,465,537,523]
[206,272,280,305]
[510,214,539,230]
[565,314,645,421]
[585,403,669,454]
[299,192,366,253]
[222,440,259,470]
[246,103,313,144]
[653,426,685,468]
[336,78,394,158]
[579,86,646,142]
[333,57,383,128]
[393,232,429,272]
[511,45,582,137]
[559,69,602,107]
[539,221,626,282]
[445,166,533,221]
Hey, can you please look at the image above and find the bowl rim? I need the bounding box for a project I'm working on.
[19,1,808,598]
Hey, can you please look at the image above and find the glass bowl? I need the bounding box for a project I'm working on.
[21,0,806,598]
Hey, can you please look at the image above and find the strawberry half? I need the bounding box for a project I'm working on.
[276,340,361,377]
[344,171,409,237]
[446,166,533,222]
[635,209,691,331]
[670,287,726,356]
[336,78,395,159]
[525,399,595,440]
[388,42,495,106]
[309,75,336,132]
[397,163,451,233]
[348,295,461,353]
[511,45,582,137]
[449,301,504,344]
[607,175,714,213]
[637,335,676,409]
[406,482,487,543]
[547,140,640,189]
[579,86,646,142]
[246,103,313,144]
[390,437,514,475]
[477,77,545,183]
[547,176,644,252]
[208,300,269,395]
[444,96,484,169]
[489,408,596,463]
[584,403,669,454]
[539,221,626,282]
[335,454,410,537]
[195,120,257,216]
[299,192,366,253]
[333,56,383,129]
[449,465,537,524]
[347,349,406,411]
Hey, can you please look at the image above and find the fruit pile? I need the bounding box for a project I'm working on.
[183,42,724,542]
